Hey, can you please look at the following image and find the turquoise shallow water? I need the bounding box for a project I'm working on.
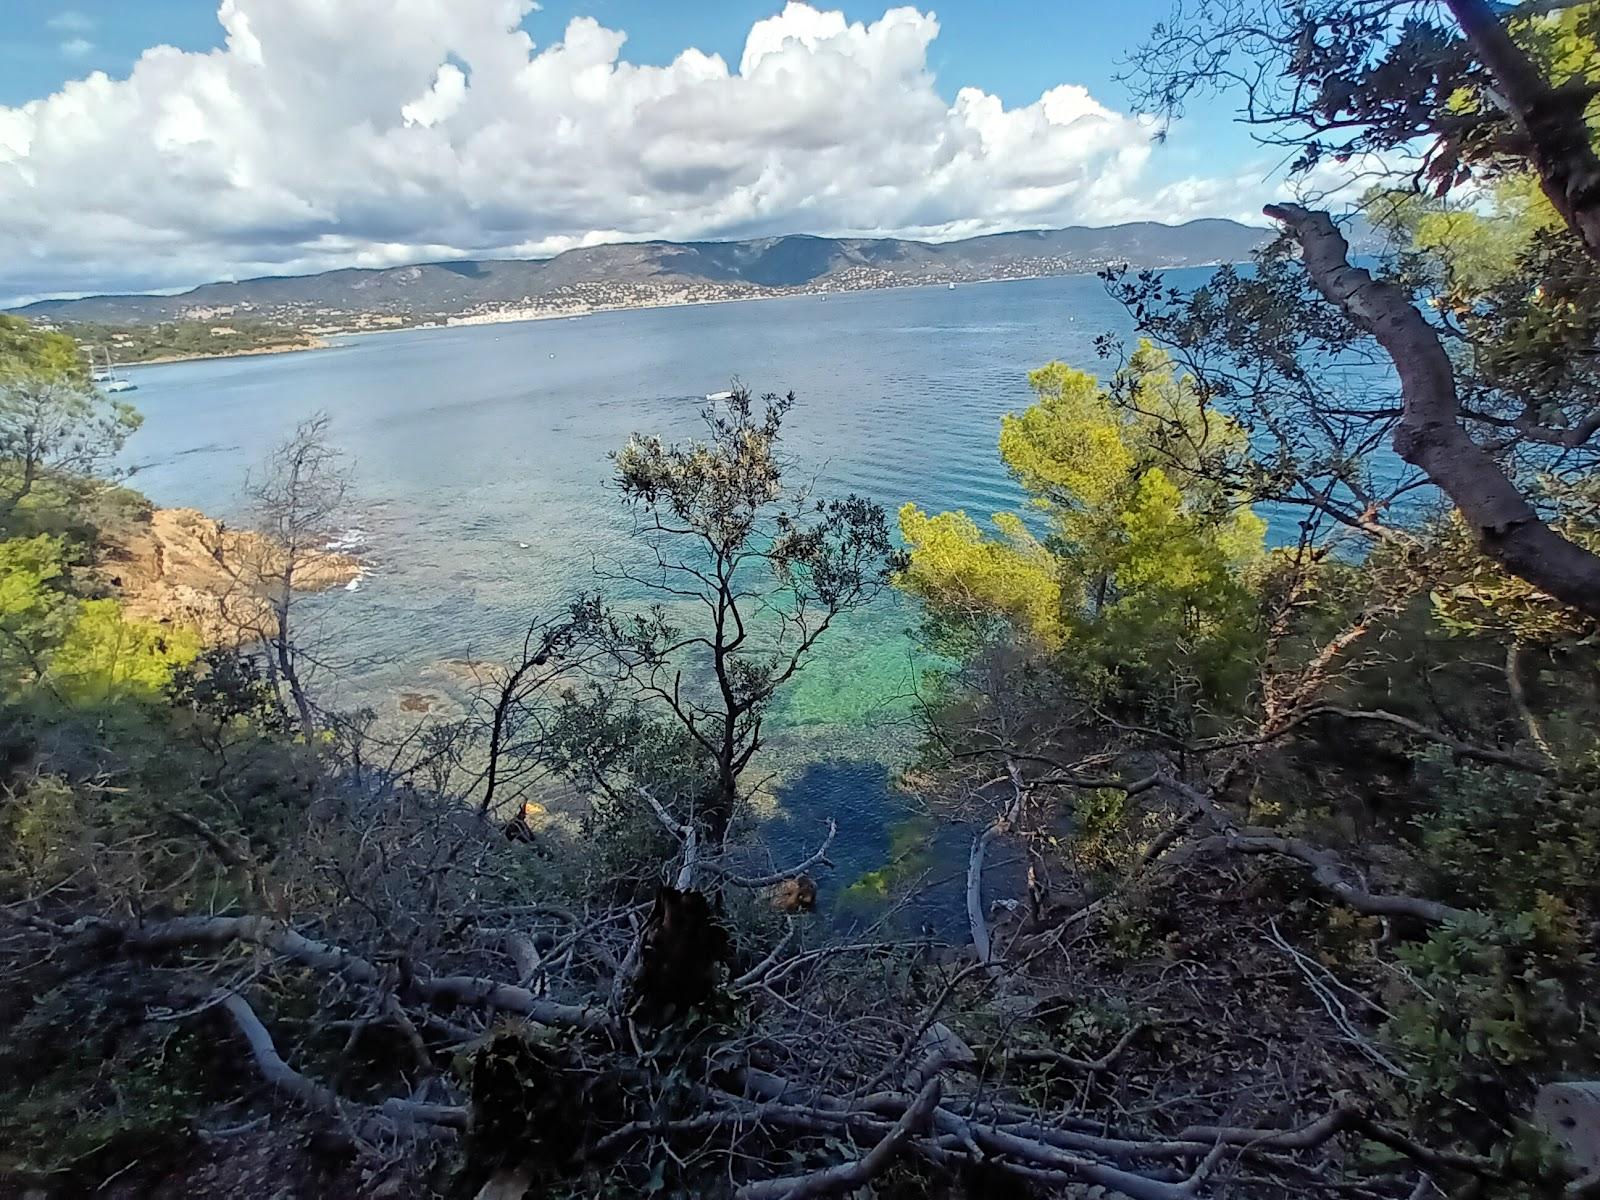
[118,271,1240,920]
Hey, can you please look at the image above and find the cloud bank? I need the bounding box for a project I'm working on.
[1,1,1277,305]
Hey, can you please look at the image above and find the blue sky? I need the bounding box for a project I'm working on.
[5,2,1171,107]
[0,1,1289,303]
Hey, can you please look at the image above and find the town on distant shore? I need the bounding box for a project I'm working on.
[8,219,1307,361]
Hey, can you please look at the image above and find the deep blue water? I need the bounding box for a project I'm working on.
[118,271,1237,917]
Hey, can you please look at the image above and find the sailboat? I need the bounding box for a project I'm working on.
[90,347,137,394]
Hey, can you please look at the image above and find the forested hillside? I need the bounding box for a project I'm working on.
[4,2,1600,1199]
[11,220,1273,326]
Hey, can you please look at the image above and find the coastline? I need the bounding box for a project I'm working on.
[98,504,362,644]
[363,261,1237,335]
[129,260,1242,364]
[126,337,330,368]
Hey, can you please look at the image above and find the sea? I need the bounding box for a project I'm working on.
[118,269,1266,922]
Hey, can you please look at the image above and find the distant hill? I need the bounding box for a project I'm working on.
[12,220,1275,328]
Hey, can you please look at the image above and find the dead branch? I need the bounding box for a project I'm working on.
[1504,642,1556,762]
[1235,703,1554,775]
[998,1021,1146,1074]
[716,820,838,888]
[215,989,466,1136]
[968,760,1026,964]
[1196,833,1468,924]
[734,1078,941,1200]
[64,913,619,1036]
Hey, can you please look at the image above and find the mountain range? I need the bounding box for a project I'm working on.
[13,219,1276,328]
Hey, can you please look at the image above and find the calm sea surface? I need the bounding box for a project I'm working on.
[120,270,1242,917]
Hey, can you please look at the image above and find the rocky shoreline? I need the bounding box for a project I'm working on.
[94,505,361,644]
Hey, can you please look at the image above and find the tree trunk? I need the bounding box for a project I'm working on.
[1266,202,1600,619]
[1446,0,1600,261]
[272,578,315,736]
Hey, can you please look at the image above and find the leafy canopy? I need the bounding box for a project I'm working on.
[0,317,142,523]
[0,533,198,707]
[0,316,85,382]
[899,344,1265,707]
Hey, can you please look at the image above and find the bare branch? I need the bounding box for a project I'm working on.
[734,1078,941,1200]
[215,990,466,1135]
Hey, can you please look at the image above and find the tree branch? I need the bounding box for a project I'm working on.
[968,762,1026,965]
[70,913,619,1036]
[1446,0,1600,260]
[1266,202,1600,618]
[215,990,467,1136]
[734,1078,941,1200]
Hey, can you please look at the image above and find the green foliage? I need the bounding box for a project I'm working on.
[58,319,316,365]
[1413,759,1600,915]
[1,315,142,525]
[1431,476,1600,647]
[47,598,200,706]
[896,505,1064,648]
[0,377,141,523]
[0,775,80,891]
[1070,787,1133,875]
[1374,174,1561,300]
[1383,908,1596,1183]
[0,534,75,690]
[0,529,199,707]
[0,315,85,382]
[899,343,1265,720]
[0,971,213,1183]
[601,389,902,838]
[167,647,291,734]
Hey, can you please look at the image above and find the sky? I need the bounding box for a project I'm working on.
[0,0,1325,306]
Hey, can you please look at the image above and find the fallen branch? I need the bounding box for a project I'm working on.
[968,760,1027,964]
[1197,833,1468,924]
[64,913,619,1036]
[1248,704,1553,776]
[215,989,467,1137]
[1158,774,1469,925]
[734,1078,941,1200]
[998,1022,1145,1074]
[715,820,838,888]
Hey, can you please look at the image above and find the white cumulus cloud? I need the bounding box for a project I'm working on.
[1,0,1282,305]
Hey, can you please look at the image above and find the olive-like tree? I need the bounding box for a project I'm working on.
[596,388,902,846]
[0,318,140,521]
[1125,0,1600,615]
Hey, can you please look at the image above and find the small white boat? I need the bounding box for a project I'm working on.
[947,282,957,290]
[90,347,138,393]
[705,390,734,401]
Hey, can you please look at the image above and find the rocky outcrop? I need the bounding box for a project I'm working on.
[94,506,360,644]
[769,874,818,913]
